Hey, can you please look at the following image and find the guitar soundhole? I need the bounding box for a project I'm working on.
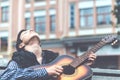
[62,65,75,75]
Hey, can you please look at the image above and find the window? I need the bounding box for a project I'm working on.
[1,0,8,2]
[97,6,111,25]
[1,6,9,22]
[34,16,46,34]
[50,15,56,33]
[35,0,44,2]
[0,37,8,52]
[80,8,93,27]
[25,18,31,29]
[70,3,75,29]
[26,0,31,3]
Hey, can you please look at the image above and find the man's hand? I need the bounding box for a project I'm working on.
[45,65,63,76]
[86,52,96,66]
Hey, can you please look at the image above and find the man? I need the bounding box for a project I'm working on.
[0,29,96,80]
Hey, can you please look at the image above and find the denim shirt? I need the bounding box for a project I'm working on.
[0,61,48,80]
[0,50,58,80]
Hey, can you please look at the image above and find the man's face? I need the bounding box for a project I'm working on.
[20,30,40,45]
[19,29,42,55]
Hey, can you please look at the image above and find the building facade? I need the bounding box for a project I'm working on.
[0,0,120,69]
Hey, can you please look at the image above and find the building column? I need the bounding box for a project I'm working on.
[30,0,35,30]
[56,0,65,38]
[56,0,59,38]
[75,0,80,35]
[93,0,97,34]
[9,0,19,54]
[0,37,1,51]
[0,5,1,23]
[46,0,50,39]
[18,0,25,31]
[8,0,13,54]
[63,0,69,37]
[111,0,116,33]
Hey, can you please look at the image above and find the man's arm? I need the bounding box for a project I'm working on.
[0,61,48,80]
[15,68,48,80]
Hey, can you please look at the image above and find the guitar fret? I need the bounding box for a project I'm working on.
[91,41,105,53]
[70,58,81,68]
[70,41,106,68]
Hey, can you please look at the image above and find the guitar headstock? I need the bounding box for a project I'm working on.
[102,35,118,45]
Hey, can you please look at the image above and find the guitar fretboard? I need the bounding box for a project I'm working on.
[70,40,106,68]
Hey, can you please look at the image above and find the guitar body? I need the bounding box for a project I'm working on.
[58,65,92,80]
[42,55,93,80]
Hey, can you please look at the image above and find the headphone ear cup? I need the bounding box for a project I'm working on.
[19,43,25,49]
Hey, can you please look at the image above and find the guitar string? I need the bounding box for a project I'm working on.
[70,41,105,68]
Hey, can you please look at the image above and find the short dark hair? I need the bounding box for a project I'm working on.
[16,29,26,51]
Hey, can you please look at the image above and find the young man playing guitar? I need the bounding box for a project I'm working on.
[0,29,96,80]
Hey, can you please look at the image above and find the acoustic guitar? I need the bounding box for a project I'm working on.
[32,35,117,80]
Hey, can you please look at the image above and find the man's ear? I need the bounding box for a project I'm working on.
[19,43,25,49]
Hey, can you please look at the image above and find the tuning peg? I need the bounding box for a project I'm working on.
[111,39,118,46]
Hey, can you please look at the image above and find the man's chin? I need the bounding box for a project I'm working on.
[29,35,40,42]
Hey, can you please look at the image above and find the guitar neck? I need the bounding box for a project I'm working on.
[30,35,117,70]
[70,40,106,68]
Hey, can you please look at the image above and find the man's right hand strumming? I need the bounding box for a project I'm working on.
[46,65,63,76]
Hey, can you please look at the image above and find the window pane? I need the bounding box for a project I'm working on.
[97,6,111,25]
[70,3,75,29]
[25,18,31,29]
[26,0,31,3]
[0,37,8,52]
[50,15,56,33]
[35,0,45,2]
[1,6,9,22]
[88,16,93,26]
[1,0,8,2]
[105,14,111,24]
[35,16,46,34]
[97,15,104,24]
[80,17,85,27]
[80,8,93,27]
